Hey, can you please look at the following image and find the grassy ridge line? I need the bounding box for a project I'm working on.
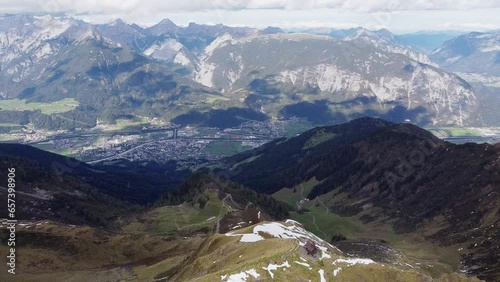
[120,189,227,235]
[0,221,204,282]
[168,222,470,282]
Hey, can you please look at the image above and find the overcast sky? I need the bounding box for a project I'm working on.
[2,0,500,33]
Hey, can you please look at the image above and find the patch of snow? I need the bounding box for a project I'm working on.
[255,222,316,241]
[318,246,331,259]
[239,233,264,243]
[285,219,300,225]
[318,269,326,282]
[245,269,260,279]
[205,216,216,222]
[333,267,342,276]
[173,52,191,66]
[404,262,414,268]
[333,258,375,266]
[294,261,312,270]
[222,269,260,282]
[262,261,290,279]
[226,220,340,255]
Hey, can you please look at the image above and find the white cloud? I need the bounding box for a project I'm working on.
[1,0,500,15]
[1,1,499,33]
[438,22,499,31]
[273,21,360,29]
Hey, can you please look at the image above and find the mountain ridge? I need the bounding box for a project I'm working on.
[221,117,500,280]
[194,32,477,126]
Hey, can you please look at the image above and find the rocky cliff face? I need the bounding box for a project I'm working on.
[195,33,477,125]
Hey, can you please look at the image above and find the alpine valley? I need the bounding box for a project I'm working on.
[1,118,499,281]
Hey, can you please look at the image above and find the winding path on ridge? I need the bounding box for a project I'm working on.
[297,183,330,240]
[216,194,235,234]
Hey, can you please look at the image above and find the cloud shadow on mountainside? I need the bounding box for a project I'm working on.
[172,107,268,128]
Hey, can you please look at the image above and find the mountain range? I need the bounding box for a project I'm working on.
[431,30,500,77]
[299,28,464,53]
[0,14,493,131]
[318,27,438,65]
[194,32,476,126]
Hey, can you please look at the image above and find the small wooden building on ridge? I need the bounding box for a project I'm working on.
[304,240,318,257]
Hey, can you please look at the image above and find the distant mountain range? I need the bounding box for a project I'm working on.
[431,30,500,77]
[397,31,466,53]
[302,27,439,65]
[297,28,465,53]
[0,14,496,131]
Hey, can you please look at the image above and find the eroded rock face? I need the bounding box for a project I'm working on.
[195,33,477,126]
